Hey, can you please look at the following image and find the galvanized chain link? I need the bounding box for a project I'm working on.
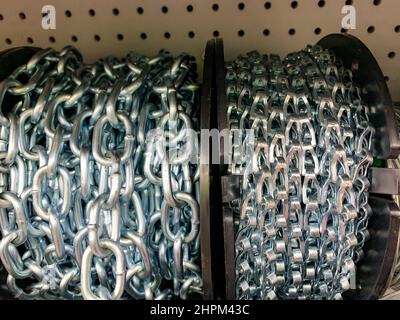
[0,46,202,300]
[226,45,374,300]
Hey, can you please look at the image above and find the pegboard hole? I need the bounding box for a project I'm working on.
[318,0,326,7]
[71,35,78,42]
[238,30,245,37]
[89,9,95,16]
[5,38,12,45]
[27,37,33,44]
[117,34,124,41]
[19,12,26,20]
[137,7,144,14]
[263,29,270,36]
[388,51,396,59]
[289,28,296,35]
[49,36,56,43]
[113,8,120,16]
[212,4,219,11]
[291,1,298,9]
[164,32,171,39]
[65,10,72,18]
[0,14,3,21]
[264,2,272,9]
[213,30,220,37]
[162,6,168,13]
[188,31,195,39]
[395,25,400,33]
[238,3,245,10]
[314,27,322,35]
[94,35,101,42]
[373,0,381,5]
[385,76,390,81]
[367,26,375,33]
[345,0,353,5]
[341,28,348,33]
[140,33,147,40]
[186,5,193,12]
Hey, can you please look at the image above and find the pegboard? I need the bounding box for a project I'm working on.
[0,0,399,100]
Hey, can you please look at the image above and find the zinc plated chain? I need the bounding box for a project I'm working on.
[0,46,202,300]
[226,46,374,300]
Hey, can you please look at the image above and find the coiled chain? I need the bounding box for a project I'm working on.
[227,45,374,300]
[0,46,202,299]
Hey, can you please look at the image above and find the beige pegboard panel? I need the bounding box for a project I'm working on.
[0,0,399,99]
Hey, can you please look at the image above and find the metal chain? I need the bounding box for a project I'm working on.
[226,45,374,300]
[0,46,202,300]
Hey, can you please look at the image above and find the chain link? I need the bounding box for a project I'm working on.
[227,46,374,300]
[0,46,202,299]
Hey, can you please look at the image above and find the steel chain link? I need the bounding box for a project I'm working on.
[227,45,374,300]
[0,46,202,300]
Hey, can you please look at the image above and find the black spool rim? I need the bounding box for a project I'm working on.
[214,38,236,300]
[199,39,218,299]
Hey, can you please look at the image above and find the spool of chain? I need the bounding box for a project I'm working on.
[216,34,400,300]
[228,46,374,300]
[0,43,215,300]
